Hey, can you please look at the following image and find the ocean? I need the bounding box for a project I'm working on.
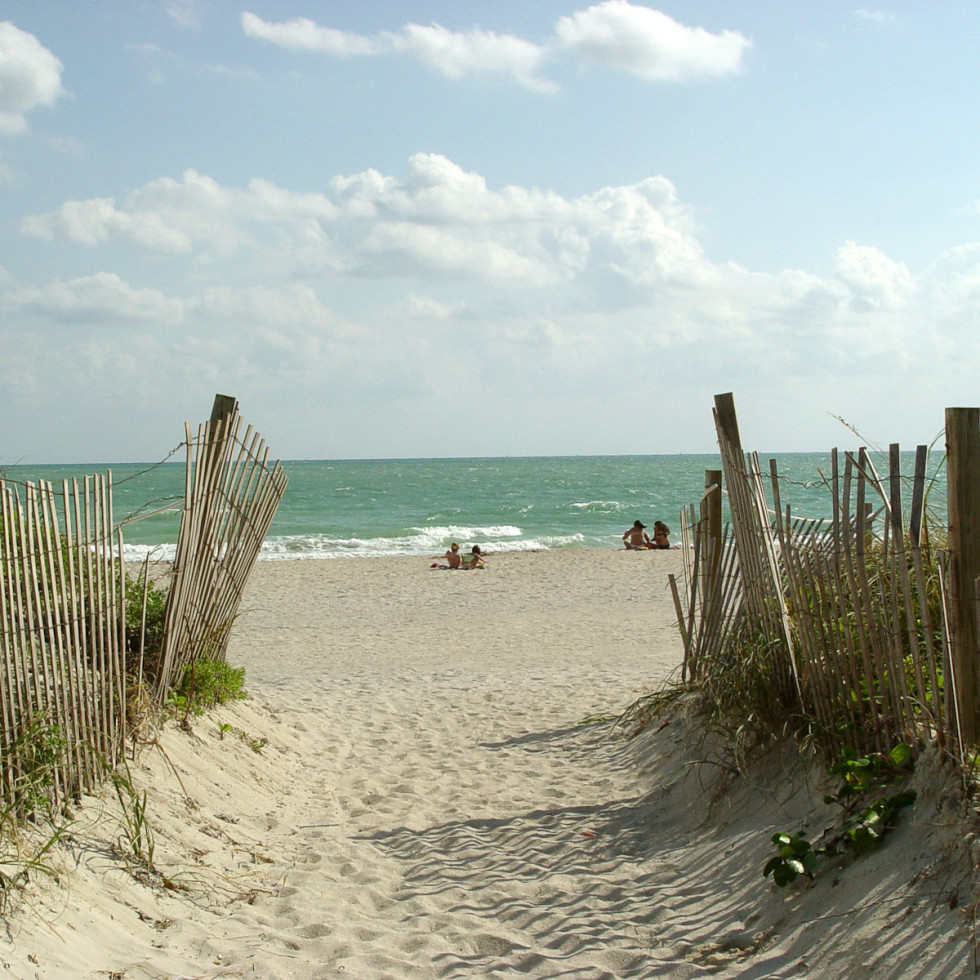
[2,451,946,561]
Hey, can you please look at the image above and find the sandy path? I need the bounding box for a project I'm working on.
[218,551,684,977]
[1,550,974,979]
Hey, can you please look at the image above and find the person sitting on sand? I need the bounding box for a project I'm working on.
[461,545,486,569]
[430,542,463,569]
[623,520,651,550]
[652,521,671,549]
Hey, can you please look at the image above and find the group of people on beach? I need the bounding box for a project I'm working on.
[623,519,671,550]
[431,522,669,566]
[431,542,486,569]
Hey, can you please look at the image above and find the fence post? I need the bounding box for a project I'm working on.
[211,393,237,424]
[946,407,980,746]
[702,468,723,581]
[713,392,742,453]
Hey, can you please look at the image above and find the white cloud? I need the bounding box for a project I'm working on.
[0,21,66,135]
[833,241,914,311]
[241,12,381,55]
[555,1,751,81]
[166,0,203,30]
[21,168,337,256]
[242,6,751,91]
[325,155,705,288]
[853,10,896,25]
[391,23,556,94]
[358,221,555,284]
[14,156,980,421]
[404,293,467,321]
[242,12,555,92]
[21,195,194,251]
[187,282,352,333]
[9,272,184,323]
[19,155,704,290]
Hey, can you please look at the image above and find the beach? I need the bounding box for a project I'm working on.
[2,549,975,979]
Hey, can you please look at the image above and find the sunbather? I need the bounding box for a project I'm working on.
[623,520,651,550]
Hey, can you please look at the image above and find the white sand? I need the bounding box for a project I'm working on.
[1,550,975,979]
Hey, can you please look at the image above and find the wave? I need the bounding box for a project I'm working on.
[122,528,603,562]
[258,525,527,559]
[123,543,178,563]
[570,500,627,513]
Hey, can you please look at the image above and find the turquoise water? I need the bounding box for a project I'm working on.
[1,451,946,560]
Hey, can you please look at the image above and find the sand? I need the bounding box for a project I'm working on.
[1,549,976,979]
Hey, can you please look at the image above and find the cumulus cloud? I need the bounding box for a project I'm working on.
[555,1,750,81]
[17,153,980,415]
[242,11,554,92]
[8,271,183,323]
[21,168,337,255]
[20,155,707,291]
[241,12,381,56]
[242,4,748,92]
[392,23,555,93]
[186,282,351,333]
[8,155,980,459]
[833,241,914,311]
[0,21,66,135]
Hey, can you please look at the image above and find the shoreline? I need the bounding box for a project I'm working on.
[3,549,973,979]
[126,541,688,563]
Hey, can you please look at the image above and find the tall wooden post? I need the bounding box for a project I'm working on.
[946,407,980,746]
[713,392,742,453]
[211,393,238,424]
[702,468,723,580]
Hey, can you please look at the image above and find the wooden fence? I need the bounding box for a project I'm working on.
[676,393,959,760]
[1,395,286,809]
[152,395,288,703]
[0,475,126,803]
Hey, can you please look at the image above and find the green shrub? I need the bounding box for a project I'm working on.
[764,744,916,887]
[172,657,247,718]
[124,574,169,675]
[764,832,816,887]
[1,716,72,901]
[0,715,67,820]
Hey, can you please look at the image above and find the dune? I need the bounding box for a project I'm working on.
[0,550,973,978]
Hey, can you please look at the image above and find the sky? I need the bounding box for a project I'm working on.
[1,1,978,463]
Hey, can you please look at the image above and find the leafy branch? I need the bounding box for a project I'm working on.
[764,744,916,887]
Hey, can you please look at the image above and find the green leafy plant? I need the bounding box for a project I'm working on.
[0,715,68,819]
[824,743,910,807]
[237,729,267,753]
[217,721,266,753]
[839,791,917,857]
[764,831,817,886]
[0,716,73,903]
[173,657,247,719]
[124,573,169,676]
[765,744,916,887]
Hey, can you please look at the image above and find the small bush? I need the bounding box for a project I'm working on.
[124,574,169,676]
[1,716,72,902]
[0,715,67,821]
[764,744,916,887]
[172,657,247,718]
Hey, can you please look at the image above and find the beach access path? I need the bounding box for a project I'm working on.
[1,550,973,979]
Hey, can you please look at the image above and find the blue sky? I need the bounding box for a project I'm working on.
[1,1,977,463]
